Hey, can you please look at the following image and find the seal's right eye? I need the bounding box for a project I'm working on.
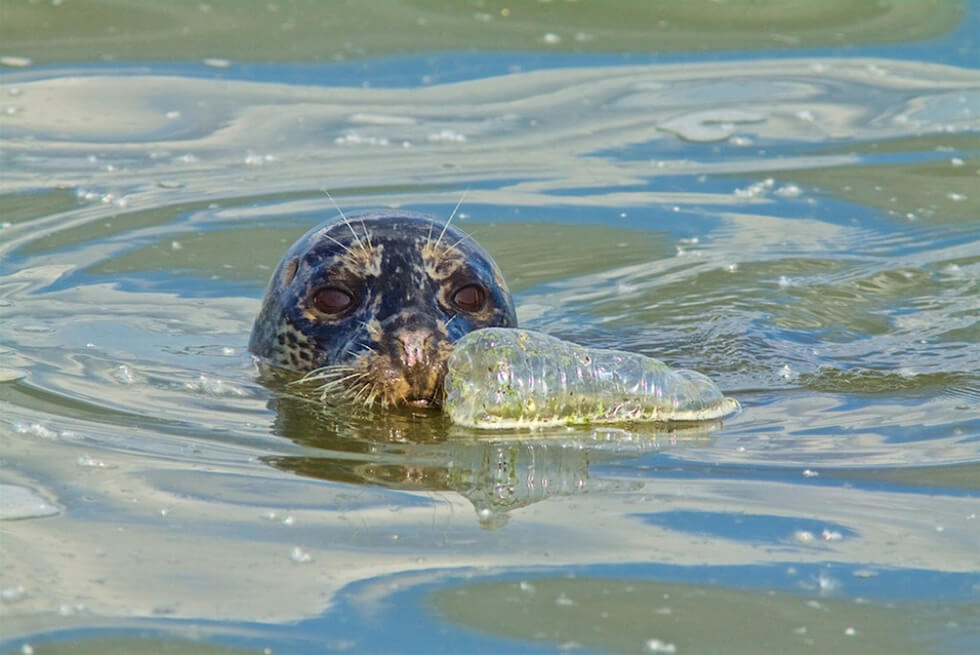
[312,287,354,315]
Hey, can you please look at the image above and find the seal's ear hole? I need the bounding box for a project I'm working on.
[283,258,299,286]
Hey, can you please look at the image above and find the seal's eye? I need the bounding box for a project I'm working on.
[313,287,354,315]
[452,284,486,312]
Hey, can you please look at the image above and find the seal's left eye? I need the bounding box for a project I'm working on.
[313,287,353,315]
[452,284,486,312]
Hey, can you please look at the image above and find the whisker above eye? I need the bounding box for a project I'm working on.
[433,188,468,251]
[321,188,368,255]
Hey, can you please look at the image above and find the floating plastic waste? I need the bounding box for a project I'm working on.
[445,328,739,429]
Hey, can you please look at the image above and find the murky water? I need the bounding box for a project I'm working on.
[2,2,979,653]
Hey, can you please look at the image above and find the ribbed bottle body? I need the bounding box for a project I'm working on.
[445,328,739,429]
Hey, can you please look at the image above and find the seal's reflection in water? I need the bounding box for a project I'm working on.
[261,392,720,529]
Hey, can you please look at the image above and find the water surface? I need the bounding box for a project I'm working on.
[1,1,978,653]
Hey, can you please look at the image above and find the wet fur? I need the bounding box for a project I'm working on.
[250,210,517,408]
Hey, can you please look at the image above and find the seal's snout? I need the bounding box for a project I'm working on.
[395,329,433,368]
[388,325,449,408]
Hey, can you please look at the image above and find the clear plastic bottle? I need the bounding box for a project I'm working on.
[445,328,739,429]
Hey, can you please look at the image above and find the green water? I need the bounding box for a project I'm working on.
[1,1,978,653]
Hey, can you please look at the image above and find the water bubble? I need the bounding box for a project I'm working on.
[950,157,964,166]
[555,593,575,606]
[817,573,838,592]
[1,585,26,602]
[334,132,389,146]
[0,56,32,67]
[519,580,536,594]
[946,192,967,201]
[111,365,136,384]
[185,375,249,397]
[77,455,112,469]
[644,638,677,653]
[202,58,232,68]
[289,546,313,563]
[542,33,562,45]
[427,129,467,143]
[844,627,858,636]
[244,151,277,165]
[734,178,775,199]
[14,422,58,439]
[821,529,843,541]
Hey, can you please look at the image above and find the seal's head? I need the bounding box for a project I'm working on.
[249,210,517,408]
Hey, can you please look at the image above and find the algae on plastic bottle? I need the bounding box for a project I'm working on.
[444,328,740,429]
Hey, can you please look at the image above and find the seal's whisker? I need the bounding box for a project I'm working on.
[293,365,352,384]
[320,231,354,255]
[360,219,374,250]
[360,387,375,406]
[315,371,366,391]
[353,382,375,406]
[433,188,468,250]
[445,229,476,253]
[321,188,367,254]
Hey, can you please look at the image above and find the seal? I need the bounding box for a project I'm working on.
[249,210,517,409]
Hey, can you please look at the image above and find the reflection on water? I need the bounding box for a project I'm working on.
[263,392,709,528]
[1,1,979,652]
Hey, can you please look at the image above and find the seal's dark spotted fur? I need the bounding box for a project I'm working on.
[250,210,517,408]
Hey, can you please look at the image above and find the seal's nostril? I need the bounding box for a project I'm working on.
[397,329,431,368]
